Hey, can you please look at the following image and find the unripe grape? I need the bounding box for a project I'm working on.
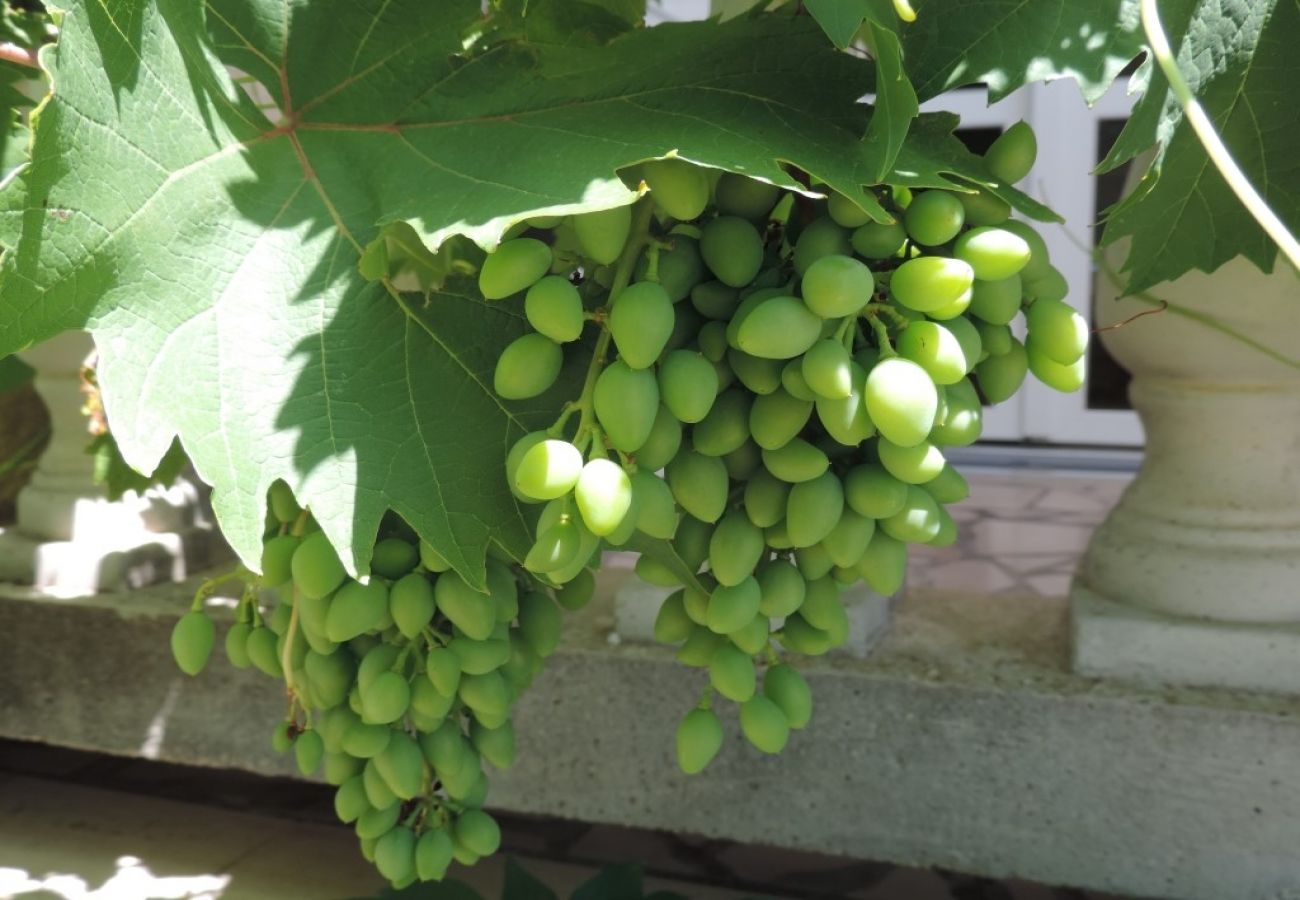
[852,220,906,259]
[943,316,983,373]
[647,235,707,304]
[727,349,784,395]
[740,695,790,753]
[610,281,674,369]
[735,296,823,359]
[864,358,938,448]
[594,361,660,453]
[828,191,873,228]
[643,158,710,221]
[823,509,876,568]
[343,720,391,760]
[514,439,583,501]
[691,280,741,320]
[715,173,780,221]
[749,389,813,450]
[654,590,695,643]
[923,463,970,504]
[635,405,683,470]
[857,532,908,594]
[954,226,1030,281]
[793,217,852,275]
[1027,338,1086,392]
[927,289,973,321]
[889,256,975,314]
[755,559,804,618]
[815,365,873,446]
[471,720,517,770]
[1023,265,1069,303]
[575,458,633,536]
[447,635,509,675]
[998,219,1052,282]
[494,333,562,400]
[415,829,455,882]
[374,731,424,800]
[260,533,298,587]
[292,532,346,599]
[844,464,908,518]
[224,622,253,668]
[800,575,847,633]
[692,389,753,457]
[171,611,214,676]
[707,577,761,634]
[903,190,965,246]
[374,825,416,883]
[360,670,411,725]
[460,670,511,722]
[878,438,945,485]
[764,665,812,729]
[479,238,552,300]
[709,644,756,702]
[1026,298,1088,365]
[800,254,874,318]
[708,512,766,587]
[881,484,944,543]
[802,339,853,400]
[779,612,832,655]
[969,275,1022,326]
[525,518,582,574]
[731,614,771,655]
[246,626,282,677]
[676,708,724,774]
[658,350,718,423]
[575,205,632,265]
[781,358,817,401]
[630,471,678,539]
[555,567,596,611]
[434,572,496,641]
[743,470,790,529]
[985,121,1037,184]
[356,803,401,841]
[700,216,764,287]
[334,776,368,824]
[525,275,585,343]
[762,438,829,483]
[387,572,435,639]
[786,470,845,549]
[957,188,1011,226]
[975,338,1029,403]
[896,320,970,386]
[666,451,729,523]
[930,377,983,446]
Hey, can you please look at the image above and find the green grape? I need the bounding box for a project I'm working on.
[802,339,853,400]
[267,601,292,636]
[375,826,416,883]
[644,158,710,220]
[635,405,684,470]
[692,388,753,456]
[355,803,401,841]
[844,464,908,519]
[324,753,364,789]
[1026,298,1088,365]
[648,235,707,304]
[725,287,784,347]
[857,532,908,595]
[707,577,761,634]
[708,512,766,587]
[422,722,473,776]
[326,579,389,642]
[268,480,300,524]
[371,538,416,579]
[479,238,553,300]
[763,665,812,730]
[361,671,411,725]
[749,389,813,450]
[762,438,829,483]
[889,256,975,314]
[1023,265,1069,302]
[343,721,391,759]
[698,319,729,361]
[700,216,764,287]
[295,593,335,656]
[261,534,298,587]
[954,226,1030,281]
[727,349,784,395]
[973,319,1013,357]
[828,191,873,228]
[575,459,633,536]
[494,333,562,400]
[170,611,214,676]
[726,441,761,480]
[304,649,354,708]
[505,432,548,501]
[389,573,435,640]
[734,295,823,360]
[415,830,455,882]
[676,708,724,774]
[357,644,400,691]
[654,590,695,643]
[881,484,943,543]
[517,591,562,658]
[708,644,756,702]
[785,471,844,548]
[715,173,780,222]
[246,626,283,677]
[795,542,836,581]
[334,776,369,824]
[903,190,965,246]
[975,338,1028,403]
[447,635,510,675]
[896,320,971,386]
[781,358,817,401]
[374,731,425,800]
[270,721,294,754]
[985,121,1037,184]
[851,220,907,259]
[575,205,632,265]
[514,439,583,501]
[224,622,253,669]
[998,220,1052,282]
[823,509,875,568]
[878,438,945,485]
[943,316,983,374]
[927,290,973,321]
[594,361,660,453]
[864,358,938,448]
[471,720,517,771]
[930,377,983,446]
[800,255,874,318]
[743,470,790,529]
[923,463,970,504]
[610,281,674,369]
[755,561,803,619]
[957,188,1011,226]
[630,471,677,539]
[636,555,681,588]
[459,671,510,722]
[691,280,741,320]
[799,575,848,634]
[765,520,794,551]
[740,695,790,753]
[525,275,585,343]
[292,532,346,599]
[658,350,718,423]
[555,568,596,611]
[435,572,496,641]
[426,647,461,696]
[793,217,851,275]
[1027,338,1086,392]
[525,519,581,574]
[681,582,711,625]
[815,364,874,447]
[409,679,454,730]
[731,615,771,655]
[668,517,709,573]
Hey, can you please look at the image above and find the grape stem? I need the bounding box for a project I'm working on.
[189,565,250,612]
[281,586,305,709]
[864,311,897,357]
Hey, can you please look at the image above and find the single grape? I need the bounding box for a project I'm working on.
[594,361,660,453]
[646,235,707,304]
[374,825,416,883]
[735,295,823,359]
[975,338,1029,403]
[1023,265,1069,303]
[388,573,435,640]
[700,216,764,287]
[761,438,829,483]
[708,512,766,587]
[954,226,1030,281]
[923,463,970,504]
[494,333,562,400]
[434,572,497,641]
[1027,338,1086,392]
[334,776,369,824]
[727,349,784,395]
[479,238,552,300]
[889,256,975,314]
[676,708,724,774]
[415,830,455,882]
[881,484,944,543]
[575,205,632,265]
[692,389,753,457]
[691,280,741,320]
[224,622,253,669]
[969,275,1022,325]
[654,590,695,643]
[903,190,965,246]
[764,665,812,730]
[170,611,214,676]
[929,377,983,446]
[658,350,718,423]
[246,626,282,677]
[823,509,875,568]
[471,720,517,771]
[706,577,761,634]
[957,188,1011,226]
[793,217,852,275]
[844,464,908,519]
[666,451,729,523]
[878,438,945,485]
[851,220,907,259]
[292,532,347,599]
[708,644,757,702]
[740,695,790,753]
[997,220,1052,282]
[525,275,585,343]
[269,480,300,524]
[514,439,583,501]
[575,458,633,537]
[857,532,908,595]
[801,339,853,400]
[610,281,674,369]
[985,121,1037,184]
[800,255,874,318]
[643,158,710,220]
[1025,298,1088,365]
[864,358,938,448]
[634,405,684,471]
[630,471,678,539]
[374,731,424,800]
[827,191,873,228]
[749,389,813,451]
[895,320,971,386]
[715,173,781,222]
[785,471,844,548]
[799,575,848,634]
[743,470,790,529]
[525,519,581,574]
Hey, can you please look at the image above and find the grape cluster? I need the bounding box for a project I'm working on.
[484,123,1084,772]
[172,481,583,888]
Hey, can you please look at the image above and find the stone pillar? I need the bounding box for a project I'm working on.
[1071,253,1300,692]
[0,332,218,594]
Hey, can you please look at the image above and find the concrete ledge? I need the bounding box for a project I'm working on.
[3,576,1300,899]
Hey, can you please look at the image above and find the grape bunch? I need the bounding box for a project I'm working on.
[484,122,1085,771]
[171,480,581,888]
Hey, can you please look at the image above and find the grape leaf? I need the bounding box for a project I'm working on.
[1097,0,1300,292]
[900,0,1144,104]
[0,1,1052,584]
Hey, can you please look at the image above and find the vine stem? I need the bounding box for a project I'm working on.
[1140,0,1300,275]
[281,587,303,708]
[572,198,656,448]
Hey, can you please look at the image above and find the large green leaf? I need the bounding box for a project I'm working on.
[0,0,1048,584]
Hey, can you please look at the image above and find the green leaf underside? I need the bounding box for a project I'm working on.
[0,0,1054,585]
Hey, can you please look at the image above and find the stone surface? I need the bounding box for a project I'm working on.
[3,575,1300,899]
